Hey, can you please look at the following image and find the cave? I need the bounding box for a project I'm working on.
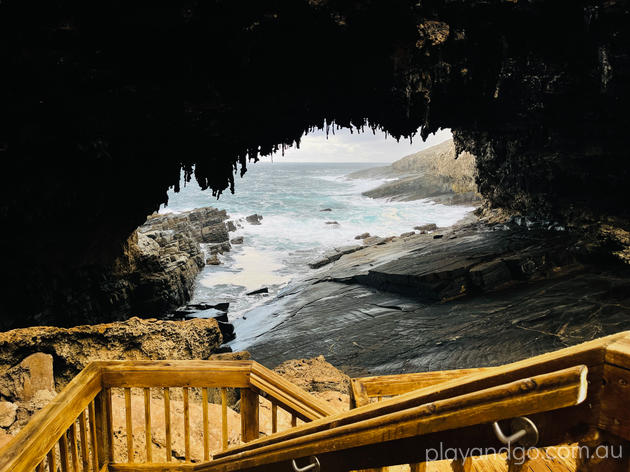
[1,0,629,328]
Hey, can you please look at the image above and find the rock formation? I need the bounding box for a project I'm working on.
[0,207,232,329]
[309,245,363,269]
[272,356,351,411]
[0,317,223,388]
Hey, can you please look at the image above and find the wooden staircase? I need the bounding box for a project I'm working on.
[2,332,630,472]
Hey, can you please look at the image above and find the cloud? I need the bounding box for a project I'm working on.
[261,128,452,163]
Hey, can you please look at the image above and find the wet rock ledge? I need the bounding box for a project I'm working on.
[240,217,630,376]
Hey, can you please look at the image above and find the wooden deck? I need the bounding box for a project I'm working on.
[2,332,630,471]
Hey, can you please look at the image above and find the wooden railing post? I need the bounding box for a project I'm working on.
[240,388,259,443]
[94,390,110,468]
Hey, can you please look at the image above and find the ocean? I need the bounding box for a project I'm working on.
[159,162,474,321]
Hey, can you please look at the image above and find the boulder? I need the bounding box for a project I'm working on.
[246,287,268,296]
[217,321,235,343]
[354,233,371,240]
[414,223,438,232]
[362,236,387,246]
[0,353,54,402]
[273,356,351,410]
[245,214,263,225]
[320,208,332,212]
[200,223,230,244]
[206,254,221,265]
[325,221,339,225]
[230,236,244,244]
[0,401,17,428]
[400,231,415,238]
[209,242,232,255]
[308,245,362,269]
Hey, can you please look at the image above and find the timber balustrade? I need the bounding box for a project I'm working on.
[2,332,630,472]
[0,361,334,472]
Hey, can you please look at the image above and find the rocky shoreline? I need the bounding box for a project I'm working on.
[0,207,235,329]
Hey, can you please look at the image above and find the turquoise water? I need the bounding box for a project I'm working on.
[160,162,474,318]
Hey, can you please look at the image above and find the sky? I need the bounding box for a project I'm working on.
[260,127,452,163]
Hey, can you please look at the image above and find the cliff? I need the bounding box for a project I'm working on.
[348,139,479,204]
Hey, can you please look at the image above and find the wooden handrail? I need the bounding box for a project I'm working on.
[101,360,253,388]
[0,359,336,471]
[99,360,334,421]
[0,362,104,472]
[249,362,335,421]
[351,367,495,407]
[203,366,588,471]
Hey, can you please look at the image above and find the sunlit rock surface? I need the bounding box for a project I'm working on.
[0,317,223,387]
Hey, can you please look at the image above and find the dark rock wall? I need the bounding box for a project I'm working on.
[1,0,629,325]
